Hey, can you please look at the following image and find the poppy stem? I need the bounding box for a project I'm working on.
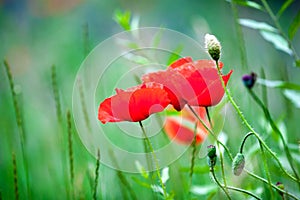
[205,107,212,127]
[138,121,168,199]
[214,61,299,184]
[248,89,300,188]
[209,164,232,199]
[204,106,228,193]
[187,105,233,164]
[245,169,299,200]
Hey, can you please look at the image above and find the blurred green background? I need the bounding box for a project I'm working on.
[1,0,300,199]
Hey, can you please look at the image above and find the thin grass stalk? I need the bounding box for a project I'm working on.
[12,153,19,200]
[4,60,30,199]
[67,110,74,196]
[83,23,90,57]
[78,78,91,132]
[51,65,62,122]
[109,150,137,200]
[51,65,70,199]
[93,149,101,200]
[189,123,198,187]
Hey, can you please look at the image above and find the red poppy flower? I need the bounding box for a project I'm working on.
[164,106,209,145]
[142,57,233,111]
[98,82,170,123]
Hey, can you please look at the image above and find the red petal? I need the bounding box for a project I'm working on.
[98,83,170,123]
[129,88,170,121]
[164,117,207,145]
[169,57,193,69]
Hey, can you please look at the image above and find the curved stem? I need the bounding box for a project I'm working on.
[138,121,167,199]
[215,61,299,183]
[226,186,261,200]
[240,132,255,153]
[210,165,231,199]
[248,89,300,188]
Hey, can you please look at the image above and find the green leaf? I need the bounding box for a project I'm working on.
[113,9,131,30]
[260,30,292,55]
[283,89,300,108]
[257,78,300,90]
[227,0,264,11]
[288,10,300,39]
[167,45,184,65]
[239,18,277,32]
[277,0,295,19]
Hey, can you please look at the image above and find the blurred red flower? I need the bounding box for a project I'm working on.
[142,57,233,111]
[98,82,170,123]
[164,106,209,145]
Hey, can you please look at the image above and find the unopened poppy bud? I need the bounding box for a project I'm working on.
[232,153,245,176]
[205,34,221,61]
[276,182,284,190]
[207,145,217,167]
[276,182,284,196]
[242,72,257,89]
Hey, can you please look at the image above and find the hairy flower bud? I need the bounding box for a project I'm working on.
[205,34,221,61]
[232,153,245,176]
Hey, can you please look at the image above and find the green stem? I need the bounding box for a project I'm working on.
[138,121,167,199]
[188,105,233,162]
[210,165,231,199]
[215,61,299,183]
[205,107,212,127]
[260,0,299,61]
[239,132,255,153]
[204,107,228,193]
[259,141,275,199]
[248,89,300,188]
[245,169,299,200]
[226,186,261,200]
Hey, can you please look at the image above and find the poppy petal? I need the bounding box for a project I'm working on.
[169,57,193,69]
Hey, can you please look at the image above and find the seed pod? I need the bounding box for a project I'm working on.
[232,153,245,176]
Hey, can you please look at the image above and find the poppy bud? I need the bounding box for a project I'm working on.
[276,182,284,196]
[205,34,222,61]
[276,182,284,190]
[232,153,245,176]
[242,72,257,89]
[207,145,217,167]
